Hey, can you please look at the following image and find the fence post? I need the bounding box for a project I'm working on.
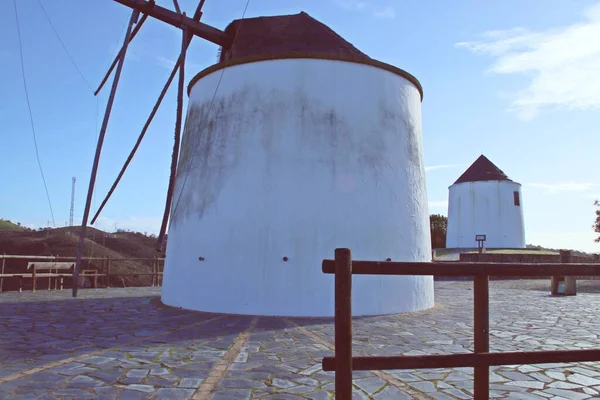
[158,258,162,286]
[474,275,489,400]
[560,250,576,295]
[0,254,5,292]
[334,248,352,399]
[32,265,37,292]
[101,257,106,288]
[106,257,111,288]
[152,256,156,287]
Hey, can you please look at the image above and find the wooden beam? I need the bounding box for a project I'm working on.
[323,349,600,371]
[156,19,188,251]
[322,260,600,277]
[0,255,57,259]
[474,276,489,400]
[91,1,205,227]
[112,0,231,47]
[94,13,148,96]
[172,0,181,14]
[73,9,140,297]
[0,255,5,292]
[334,248,352,399]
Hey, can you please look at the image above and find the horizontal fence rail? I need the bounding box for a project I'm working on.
[321,248,600,399]
[0,255,165,261]
[322,260,600,276]
[0,255,165,292]
[322,349,600,371]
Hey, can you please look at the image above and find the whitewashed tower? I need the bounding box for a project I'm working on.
[446,155,525,249]
[161,12,434,317]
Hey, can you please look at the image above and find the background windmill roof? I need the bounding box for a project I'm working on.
[453,155,513,184]
[219,11,372,62]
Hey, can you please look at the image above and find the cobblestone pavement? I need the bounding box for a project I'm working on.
[2,281,600,399]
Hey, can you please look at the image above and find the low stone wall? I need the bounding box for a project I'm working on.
[432,252,600,281]
[459,253,599,264]
[459,253,560,263]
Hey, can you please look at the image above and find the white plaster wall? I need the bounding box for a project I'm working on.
[446,181,526,249]
[161,58,434,317]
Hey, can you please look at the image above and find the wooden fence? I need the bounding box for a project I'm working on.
[0,254,164,292]
[321,248,600,399]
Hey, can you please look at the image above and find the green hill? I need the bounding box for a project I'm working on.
[0,219,27,231]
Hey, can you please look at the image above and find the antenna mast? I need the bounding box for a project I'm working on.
[69,176,76,226]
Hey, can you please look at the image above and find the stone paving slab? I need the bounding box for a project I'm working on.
[1,282,600,399]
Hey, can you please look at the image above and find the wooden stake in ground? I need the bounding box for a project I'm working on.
[1,254,5,292]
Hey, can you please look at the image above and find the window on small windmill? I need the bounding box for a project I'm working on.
[513,191,520,206]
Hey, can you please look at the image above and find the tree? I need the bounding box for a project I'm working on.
[430,214,448,249]
[594,200,600,243]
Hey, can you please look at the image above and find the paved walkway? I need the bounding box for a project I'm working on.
[1,281,600,399]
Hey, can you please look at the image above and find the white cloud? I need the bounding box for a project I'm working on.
[455,2,600,120]
[334,0,369,10]
[528,182,597,194]
[373,6,396,19]
[333,1,395,18]
[155,56,176,70]
[429,200,448,209]
[154,56,203,72]
[425,164,461,172]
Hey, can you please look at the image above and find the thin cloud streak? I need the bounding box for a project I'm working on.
[456,2,600,120]
[332,0,396,19]
[425,164,462,172]
[373,6,396,19]
[155,56,176,70]
[528,182,597,194]
[154,56,203,72]
[334,0,368,11]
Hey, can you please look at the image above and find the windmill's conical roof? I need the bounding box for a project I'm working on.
[453,155,513,185]
[188,11,423,99]
[219,11,372,63]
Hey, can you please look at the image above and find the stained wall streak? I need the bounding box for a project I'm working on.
[162,58,434,317]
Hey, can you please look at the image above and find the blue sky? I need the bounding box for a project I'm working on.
[1,0,599,252]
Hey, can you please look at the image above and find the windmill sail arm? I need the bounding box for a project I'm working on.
[113,0,231,46]
[95,13,148,96]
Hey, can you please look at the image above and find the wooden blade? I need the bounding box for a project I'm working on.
[94,13,148,96]
[172,0,181,14]
[156,21,189,252]
[90,1,205,226]
[72,9,140,297]
[113,0,230,46]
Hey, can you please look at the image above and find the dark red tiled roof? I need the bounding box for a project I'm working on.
[219,11,371,62]
[454,155,513,184]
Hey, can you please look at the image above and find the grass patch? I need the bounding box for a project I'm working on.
[0,219,25,230]
[466,249,558,255]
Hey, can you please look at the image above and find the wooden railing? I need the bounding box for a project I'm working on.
[321,248,600,399]
[0,254,164,292]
